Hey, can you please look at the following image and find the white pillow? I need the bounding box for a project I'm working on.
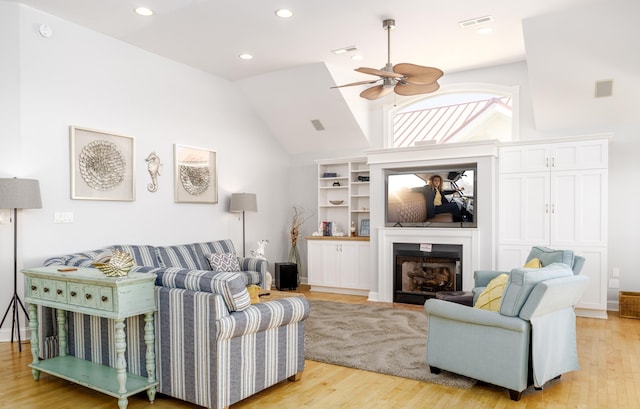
[207,253,241,273]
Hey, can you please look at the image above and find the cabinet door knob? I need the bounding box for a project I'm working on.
[31,285,37,291]
[71,291,77,297]
[57,289,63,295]
[101,296,108,302]
[85,293,92,300]
[43,287,50,293]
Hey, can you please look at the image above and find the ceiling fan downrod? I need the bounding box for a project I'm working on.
[383,19,395,73]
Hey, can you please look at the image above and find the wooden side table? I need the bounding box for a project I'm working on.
[23,266,158,409]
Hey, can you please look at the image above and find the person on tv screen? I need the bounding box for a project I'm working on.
[424,174,463,222]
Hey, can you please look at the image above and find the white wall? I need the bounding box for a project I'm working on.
[0,3,293,341]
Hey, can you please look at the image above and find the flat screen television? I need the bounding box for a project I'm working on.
[385,163,477,228]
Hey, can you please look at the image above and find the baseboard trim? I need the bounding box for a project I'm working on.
[309,286,369,297]
[575,308,608,319]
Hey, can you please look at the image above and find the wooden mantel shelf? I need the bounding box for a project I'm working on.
[306,236,370,242]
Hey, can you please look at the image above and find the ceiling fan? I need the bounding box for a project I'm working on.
[332,19,443,100]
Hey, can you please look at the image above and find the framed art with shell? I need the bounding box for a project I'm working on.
[173,144,217,204]
[70,126,135,201]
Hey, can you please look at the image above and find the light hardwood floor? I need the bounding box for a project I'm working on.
[2,287,640,409]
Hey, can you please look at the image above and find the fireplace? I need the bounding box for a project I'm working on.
[393,243,462,305]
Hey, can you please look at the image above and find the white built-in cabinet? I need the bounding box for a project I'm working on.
[307,238,370,295]
[498,137,609,318]
[307,157,370,295]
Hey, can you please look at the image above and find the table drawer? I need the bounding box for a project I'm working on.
[28,278,67,303]
[68,283,114,311]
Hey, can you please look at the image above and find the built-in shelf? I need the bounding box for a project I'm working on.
[316,157,369,237]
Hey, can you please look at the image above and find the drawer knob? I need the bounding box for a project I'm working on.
[43,287,50,293]
[57,289,63,295]
[71,291,77,297]
[85,293,92,300]
[31,285,37,291]
[101,296,108,302]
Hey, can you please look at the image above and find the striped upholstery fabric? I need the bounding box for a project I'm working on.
[238,257,268,289]
[39,240,302,408]
[36,285,309,409]
[43,249,104,268]
[190,240,237,271]
[111,245,161,267]
[155,245,201,270]
[157,267,251,312]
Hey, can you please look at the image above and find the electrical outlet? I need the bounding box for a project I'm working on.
[612,267,620,278]
[609,278,620,289]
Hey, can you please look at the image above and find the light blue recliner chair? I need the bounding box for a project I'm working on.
[472,246,585,305]
[424,261,589,401]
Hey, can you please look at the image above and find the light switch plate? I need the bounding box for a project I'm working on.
[54,212,74,223]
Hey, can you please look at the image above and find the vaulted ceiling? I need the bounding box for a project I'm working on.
[12,0,637,155]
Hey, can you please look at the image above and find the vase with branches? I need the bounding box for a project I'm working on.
[289,206,312,279]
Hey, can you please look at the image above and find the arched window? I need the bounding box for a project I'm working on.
[387,84,518,148]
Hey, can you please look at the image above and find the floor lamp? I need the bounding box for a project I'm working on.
[0,178,42,352]
[230,193,257,257]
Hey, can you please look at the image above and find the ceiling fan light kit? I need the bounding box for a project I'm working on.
[332,18,443,100]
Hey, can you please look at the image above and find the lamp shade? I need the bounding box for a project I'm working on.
[0,178,42,209]
[230,193,257,213]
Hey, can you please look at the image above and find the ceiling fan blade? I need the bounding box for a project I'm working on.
[330,79,381,89]
[355,67,404,79]
[393,63,444,85]
[394,81,440,96]
[360,85,395,100]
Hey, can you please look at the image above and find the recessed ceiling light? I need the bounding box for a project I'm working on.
[351,55,364,61]
[275,9,294,18]
[332,46,358,55]
[134,7,154,16]
[239,53,253,60]
[476,27,493,34]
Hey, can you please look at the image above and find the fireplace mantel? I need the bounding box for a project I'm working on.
[374,228,478,303]
[366,140,498,303]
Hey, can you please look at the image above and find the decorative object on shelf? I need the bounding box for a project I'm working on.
[289,206,313,278]
[230,193,258,257]
[145,152,163,192]
[92,249,135,277]
[357,175,370,182]
[359,219,370,237]
[329,200,344,205]
[350,221,357,237]
[70,126,135,201]
[250,239,268,260]
[174,144,217,203]
[322,172,337,178]
[333,181,341,186]
[0,177,42,352]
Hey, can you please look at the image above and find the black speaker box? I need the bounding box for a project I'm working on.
[275,262,298,290]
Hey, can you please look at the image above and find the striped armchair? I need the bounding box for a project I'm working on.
[40,240,310,409]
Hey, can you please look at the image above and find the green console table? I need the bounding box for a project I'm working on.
[23,266,158,409]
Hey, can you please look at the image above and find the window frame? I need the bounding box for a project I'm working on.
[383,83,520,149]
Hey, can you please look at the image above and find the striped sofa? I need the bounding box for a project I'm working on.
[40,239,310,409]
